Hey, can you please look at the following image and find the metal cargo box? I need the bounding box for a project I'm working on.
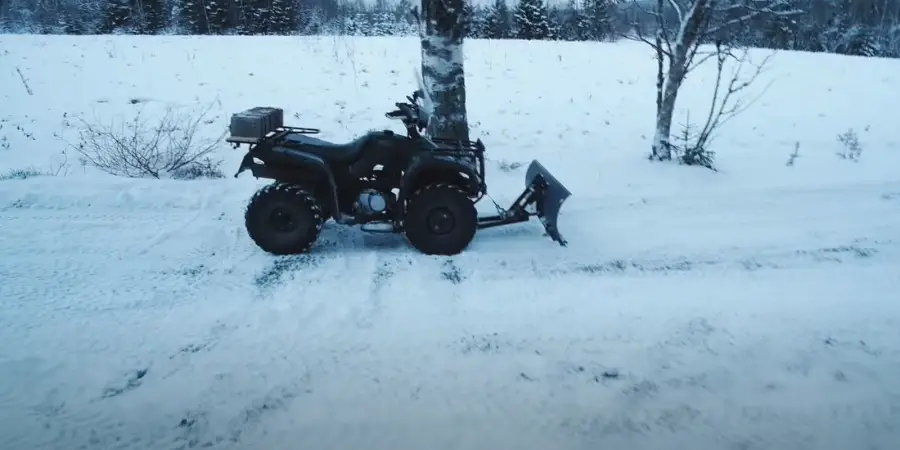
[229,107,284,141]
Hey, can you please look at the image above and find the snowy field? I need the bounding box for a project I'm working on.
[1,34,900,450]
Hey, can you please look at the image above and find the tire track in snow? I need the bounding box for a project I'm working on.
[467,181,900,281]
[461,237,900,282]
[156,236,404,448]
[171,370,314,448]
[562,238,894,274]
[0,205,281,450]
[351,251,397,330]
[133,206,207,256]
[3,179,899,450]
[157,253,357,449]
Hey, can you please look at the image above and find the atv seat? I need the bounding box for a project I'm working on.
[284,134,367,162]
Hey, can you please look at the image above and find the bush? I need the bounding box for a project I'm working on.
[0,167,46,180]
[671,117,716,170]
[836,128,863,162]
[70,103,225,179]
[1,151,70,180]
[170,158,225,180]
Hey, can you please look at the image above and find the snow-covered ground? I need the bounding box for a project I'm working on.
[1,34,900,450]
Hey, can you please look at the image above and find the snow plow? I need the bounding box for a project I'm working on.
[475,160,571,246]
[226,89,572,255]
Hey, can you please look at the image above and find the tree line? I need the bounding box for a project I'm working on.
[2,0,899,58]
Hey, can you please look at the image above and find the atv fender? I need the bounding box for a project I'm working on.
[240,146,341,219]
[399,156,482,204]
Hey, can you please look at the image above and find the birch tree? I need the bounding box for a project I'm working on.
[418,0,470,140]
[630,0,800,163]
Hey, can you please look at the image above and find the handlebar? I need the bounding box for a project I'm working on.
[386,103,416,123]
[396,102,415,118]
[385,93,427,136]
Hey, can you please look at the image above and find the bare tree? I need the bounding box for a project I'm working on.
[66,103,225,179]
[416,0,470,141]
[628,0,800,162]
[675,43,773,168]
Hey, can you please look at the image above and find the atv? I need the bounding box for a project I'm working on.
[226,89,571,256]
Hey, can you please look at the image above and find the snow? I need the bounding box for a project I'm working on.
[1,34,900,449]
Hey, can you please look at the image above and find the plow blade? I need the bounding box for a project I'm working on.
[476,160,572,246]
[525,160,571,246]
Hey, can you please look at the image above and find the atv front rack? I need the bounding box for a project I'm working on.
[429,137,488,192]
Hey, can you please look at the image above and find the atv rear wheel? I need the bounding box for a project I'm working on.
[404,183,477,255]
[244,183,324,255]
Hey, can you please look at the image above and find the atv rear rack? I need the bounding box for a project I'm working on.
[226,126,321,146]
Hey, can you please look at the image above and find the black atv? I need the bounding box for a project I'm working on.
[226,90,571,256]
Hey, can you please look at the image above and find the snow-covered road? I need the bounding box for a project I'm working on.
[2,177,899,450]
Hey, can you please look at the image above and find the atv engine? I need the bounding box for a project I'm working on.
[355,189,393,217]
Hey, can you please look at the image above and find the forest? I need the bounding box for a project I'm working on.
[1,0,899,58]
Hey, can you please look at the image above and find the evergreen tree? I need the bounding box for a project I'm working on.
[139,0,167,34]
[548,2,579,40]
[100,0,134,33]
[388,0,417,36]
[393,0,415,21]
[576,0,613,41]
[201,0,229,34]
[468,4,488,38]
[4,0,900,60]
[461,0,475,37]
[243,0,278,34]
[483,0,512,39]
[369,11,396,36]
[560,0,582,41]
[56,0,102,34]
[269,0,297,34]
[179,0,211,34]
[514,0,549,40]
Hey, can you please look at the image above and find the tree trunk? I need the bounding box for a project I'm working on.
[652,58,686,161]
[420,0,469,141]
[651,0,705,161]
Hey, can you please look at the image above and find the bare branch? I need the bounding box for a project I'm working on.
[658,0,674,54]
[15,67,33,96]
[689,44,774,161]
[686,48,719,72]
[668,0,685,24]
[623,25,671,57]
[61,103,225,179]
[626,0,674,55]
[655,30,666,116]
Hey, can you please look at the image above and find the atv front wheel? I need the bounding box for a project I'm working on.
[244,183,324,255]
[404,183,477,255]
